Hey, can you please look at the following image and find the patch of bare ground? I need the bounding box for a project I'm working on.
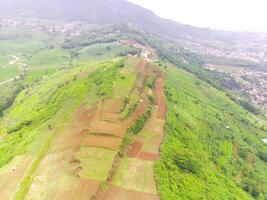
[25,56,159,199]
[124,95,148,127]
[235,171,243,184]
[138,152,158,161]
[246,152,254,169]
[126,141,143,158]
[96,66,166,200]
[153,71,166,120]
[82,135,121,151]
[0,156,33,200]
[232,143,238,162]
[100,186,159,200]
[55,179,100,200]
[102,98,125,113]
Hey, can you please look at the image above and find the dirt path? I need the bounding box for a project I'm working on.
[0,55,29,85]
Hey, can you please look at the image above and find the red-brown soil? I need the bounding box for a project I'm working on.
[100,186,160,200]
[124,95,148,127]
[102,99,125,113]
[55,179,100,200]
[153,71,166,120]
[138,152,158,161]
[0,156,33,200]
[102,112,120,123]
[25,56,162,199]
[88,122,125,138]
[126,141,143,158]
[82,135,121,151]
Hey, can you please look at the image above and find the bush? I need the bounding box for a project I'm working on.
[7,120,32,134]
[174,152,200,175]
[126,108,151,135]
[148,95,154,104]
[238,99,260,115]
[146,77,156,89]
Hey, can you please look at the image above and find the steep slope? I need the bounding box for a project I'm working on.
[155,63,267,199]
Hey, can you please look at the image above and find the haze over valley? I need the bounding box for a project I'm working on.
[0,0,266,200]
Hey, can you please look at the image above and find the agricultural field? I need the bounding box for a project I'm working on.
[0,17,266,200]
[0,52,159,200]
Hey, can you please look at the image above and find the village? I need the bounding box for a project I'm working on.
[184,37,267,65]
[0,17,83,36]
[205,63,267,114]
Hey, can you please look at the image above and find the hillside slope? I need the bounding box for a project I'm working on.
[155,63,267,199]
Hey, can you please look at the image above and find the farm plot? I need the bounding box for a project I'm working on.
[101,186,159,200]
[100,68,166,199]
[75,147,117,181]
[0,155,33,200]
[55,179,100,200]
[82,135,121,151]
[112,157,158,194]
[11,57,154,200]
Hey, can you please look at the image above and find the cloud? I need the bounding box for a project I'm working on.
[127,0,267,32]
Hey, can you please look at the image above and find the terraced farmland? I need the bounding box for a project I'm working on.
[0,53,165,200]
[95,68,166,200]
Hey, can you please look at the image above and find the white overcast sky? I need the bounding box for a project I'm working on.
[127,0,267,32]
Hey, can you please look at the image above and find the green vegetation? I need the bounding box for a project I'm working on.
[155,65,267,200]
[0,60,122,168]
[126,108,151,135]
[77,42,137,63]
[0,81,23,117]
[13,133,54,200]
[0,67,19,82]
[0,17,266,200]
[75,147,117,181]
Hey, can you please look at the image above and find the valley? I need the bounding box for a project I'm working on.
[0,0,266,199]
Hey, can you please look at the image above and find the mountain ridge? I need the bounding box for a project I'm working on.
[0,0,265,43]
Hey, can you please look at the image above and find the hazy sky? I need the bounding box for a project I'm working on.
[127,0,267,32]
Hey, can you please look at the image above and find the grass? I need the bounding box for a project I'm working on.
[0,67,19,82]
[154,65,267,200]
[77,42,137,63]
[0,58,133,199]
[13,132,54,200]
[75,147,117,181]
[22,68,57,86]
[113,157,157,194]
[28,49,71,69]
[126,108,151,135]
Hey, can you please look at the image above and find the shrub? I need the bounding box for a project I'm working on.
[126,108,151,135]
[7,120,32,134]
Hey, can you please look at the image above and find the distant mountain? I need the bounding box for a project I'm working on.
[0,0,262,43]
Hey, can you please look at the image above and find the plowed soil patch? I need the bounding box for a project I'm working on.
[138,152,158,161]
[103,99,125,113]
[50,105,96,154]
[153,72,166,120]
[82,135,121,150]
[0,156,33,200]
[102,112,120,122]
[89,121,125,137]
[126,141,143,158]
[124,96,148,127]
[55,179,100,200]
[102,186,159,200]
[72,105,96,128]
